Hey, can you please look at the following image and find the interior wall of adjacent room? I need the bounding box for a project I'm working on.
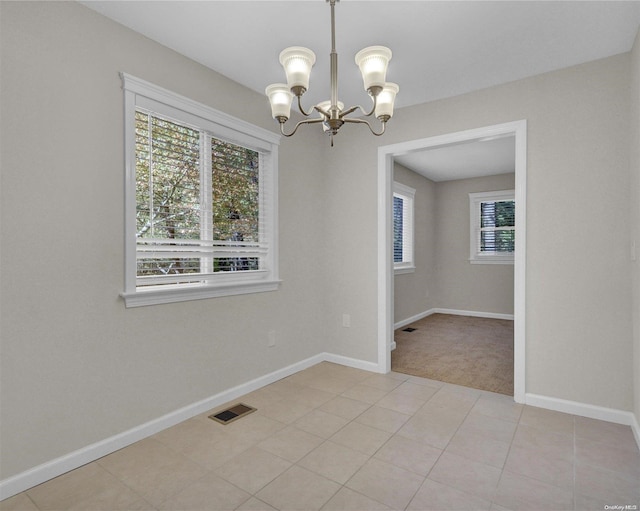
[393,163,437,323]
[0,1,327,480]
[434,173,515,316]
[323,53,633,412]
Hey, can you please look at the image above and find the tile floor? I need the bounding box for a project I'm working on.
[2,362,639,511]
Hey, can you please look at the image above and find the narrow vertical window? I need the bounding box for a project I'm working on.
[393,182,415,274]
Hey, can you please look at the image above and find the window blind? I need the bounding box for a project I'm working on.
[135,110,266,287]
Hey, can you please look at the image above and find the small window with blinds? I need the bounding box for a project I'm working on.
[393,182,415,274]
[121,74,280,307]
[469,190,515,264]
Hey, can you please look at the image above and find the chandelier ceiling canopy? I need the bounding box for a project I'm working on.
[266,0,399,146]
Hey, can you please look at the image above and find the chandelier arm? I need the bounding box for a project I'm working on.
[279,117,325,137]
[296,94,316,117]
[343,117,387,136]
[340,92,378,118]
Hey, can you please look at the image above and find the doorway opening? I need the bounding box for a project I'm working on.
[376,120,527,403]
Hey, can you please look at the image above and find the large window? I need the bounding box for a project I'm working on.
[393,182,415,274]
[121,74,280,307]
[469,189,515,264]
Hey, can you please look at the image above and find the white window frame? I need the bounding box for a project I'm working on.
[393,182,416,274]
[120,73,281,307]
[469,189,515,265]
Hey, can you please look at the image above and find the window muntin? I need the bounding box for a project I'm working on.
[121,73,280,306]
[393,182,415,274]
[469,190,515,264]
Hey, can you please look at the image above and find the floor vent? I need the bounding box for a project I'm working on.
[402,327,417,332]
[209,403,256,425]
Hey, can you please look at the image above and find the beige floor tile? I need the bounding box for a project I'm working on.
[256,466,341,511]
[0,493,39,511]
[214,446,291,494]
[177,432,257,471]
[406,375,445,389]
[152,416,229,456]
[340,384,389,404]
[446,430,511,469]
[511,424,573,460]
[471,395,523,423]
[575,435,640,476]
[421,388,479,414]
[504,444,574,490]
[456,412,518,444]
[294,409,349,438]
[573,493,615,511]
[287,386,336,409]
[428,452,502,502]
[575,416,638,451]
[345,458,424,510]
[157,472,250,511]
[493,471,574,511]
[257,399,315,424]
[391,381,439,401]
[355,405,412,434]
[320,487,393,511]
[319,396,371,421]
[235,497,279,511]
[306,375,364,395]
[407,478,491,511]
[26,462,154,511]
[574,461,640,504]
[97,438,209,507]
[396,409,466,449]
[241,387,287,409]
[222,413,287,443]
[258,426,324,462]
[519,406,574,435]
[298,440,370,484]
[374,434,442,476]
[489,504,514,511]
[360,374,405,392]
[330,421,392,455]
[376,391,426,415]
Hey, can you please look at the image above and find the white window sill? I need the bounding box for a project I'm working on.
[469,258,514,265]
[121,279,281,307]
[394,265,416,275]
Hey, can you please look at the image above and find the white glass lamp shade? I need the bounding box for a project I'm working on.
[265,84,294,120]
[355,46,392,92]
[375,82,399,119]
[317,100,344,132]
[279,47,316,92]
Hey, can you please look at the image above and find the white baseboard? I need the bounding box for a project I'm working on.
[323,352,383,373]
[0,351,373,501]
[394,307,514,330]
[525,393,640,450]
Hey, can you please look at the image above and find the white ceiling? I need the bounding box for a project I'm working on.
[395,135,515,182]
[80,0,640,179]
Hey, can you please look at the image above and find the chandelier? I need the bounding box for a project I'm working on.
[265,0,399,146]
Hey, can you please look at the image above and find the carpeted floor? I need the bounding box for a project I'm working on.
[392,313,514,396]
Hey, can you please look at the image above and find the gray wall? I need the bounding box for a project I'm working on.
[393,164,437,323]
[323,53,634,412]
[631,28,640,432]
[393,167,515,324]
[1,0,638,487]
[0,1,327,480]
[434,173,515,315]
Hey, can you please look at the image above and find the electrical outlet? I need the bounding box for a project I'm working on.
[342,314,351,328]
[268,330,276,347]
